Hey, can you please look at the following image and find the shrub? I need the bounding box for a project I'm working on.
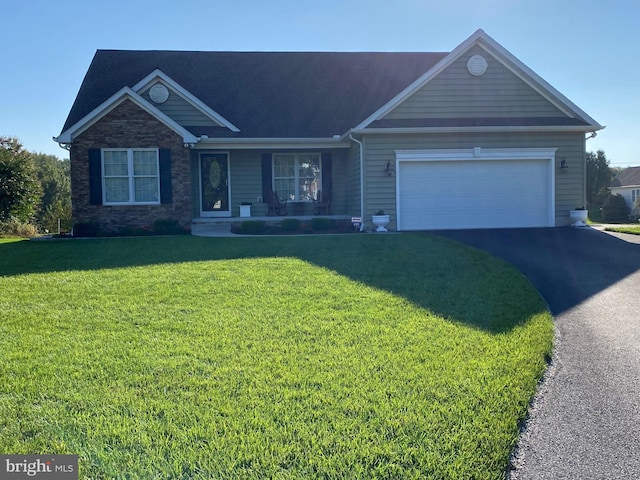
[310,217,332,231]
[0,217,38,237]
[153,218,185,235]
[73,221,100,237]
[239,220,266,235]
[280,218,302,232]
[601,194,630,223]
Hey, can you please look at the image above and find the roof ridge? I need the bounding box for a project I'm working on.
[94,49,449,55]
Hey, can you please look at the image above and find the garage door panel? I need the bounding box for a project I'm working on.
[398,159,551,230]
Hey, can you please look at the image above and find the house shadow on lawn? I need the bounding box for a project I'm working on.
[1,230,621,332]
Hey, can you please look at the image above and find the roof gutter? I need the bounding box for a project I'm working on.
[351,125,605,135]
[54,140,71,151]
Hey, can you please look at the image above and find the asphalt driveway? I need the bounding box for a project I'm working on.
[434,227,640,479]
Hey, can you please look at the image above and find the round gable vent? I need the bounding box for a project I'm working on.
[149,83,169,104]
[467,54,488,76]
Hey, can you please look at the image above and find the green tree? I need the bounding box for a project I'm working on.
[586,150,614,211]
[32,153,71,232]
[0,137,42,222]
[601,193,629,223]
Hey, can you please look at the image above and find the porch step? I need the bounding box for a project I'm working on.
[191,222,234,237]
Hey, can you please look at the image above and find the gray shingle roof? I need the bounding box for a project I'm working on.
[62,50,448,138]
[611,167,640,187]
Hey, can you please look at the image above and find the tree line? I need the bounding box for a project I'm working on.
[586,150,634,222]
[0,136,71,236]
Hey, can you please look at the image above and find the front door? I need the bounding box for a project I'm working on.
[199,153,230,217]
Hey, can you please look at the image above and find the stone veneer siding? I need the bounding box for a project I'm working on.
[70,99,192,233]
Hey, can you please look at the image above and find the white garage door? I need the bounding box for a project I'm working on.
[398,157,553,230]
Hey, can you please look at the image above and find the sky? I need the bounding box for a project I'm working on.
[1,0,638,166]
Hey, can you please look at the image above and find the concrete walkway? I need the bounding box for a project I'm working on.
[434,227,640,479]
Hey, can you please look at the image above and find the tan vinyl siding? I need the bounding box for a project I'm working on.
[384,46,567,120]
[363,132,585,228]
[140,88,218,126]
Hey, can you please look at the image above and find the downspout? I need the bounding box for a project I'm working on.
[584,131,598,210]
[349,133,365,231]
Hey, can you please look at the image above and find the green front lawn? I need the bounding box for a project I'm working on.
[0,234,552,479]
[605,225,640,235]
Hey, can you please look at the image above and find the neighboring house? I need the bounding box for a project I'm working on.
[55,29,603,233]
[610,167,640,217]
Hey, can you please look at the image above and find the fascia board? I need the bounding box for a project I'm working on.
[354,29,603,131]
[351,125,603,135]
[132,69,241,132]
[55,87,198,144]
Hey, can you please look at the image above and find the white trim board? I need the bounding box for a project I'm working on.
[395,147,558,161]
[54,87,198,144]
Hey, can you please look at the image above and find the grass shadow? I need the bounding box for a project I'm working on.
[0,234,547,334]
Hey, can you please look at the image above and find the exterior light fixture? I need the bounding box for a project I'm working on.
[558,158,568,170]
[385,160,395,176]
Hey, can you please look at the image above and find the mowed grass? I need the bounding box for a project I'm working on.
[0,234,552,479]
[605,225,640,235]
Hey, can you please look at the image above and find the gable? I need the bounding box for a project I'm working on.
[139,83,219,127]
[356,29,602,133]
[132,70,240,133]
[54,87,198,145]
[384,45,566,121]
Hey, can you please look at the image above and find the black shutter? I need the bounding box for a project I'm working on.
[321,152,333,192]
[88,148,102,205]
[159,149,172,204]
[261,153,272,201]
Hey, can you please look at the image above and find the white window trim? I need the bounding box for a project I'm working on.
[102,148,161,206]
[272,153,322,202]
